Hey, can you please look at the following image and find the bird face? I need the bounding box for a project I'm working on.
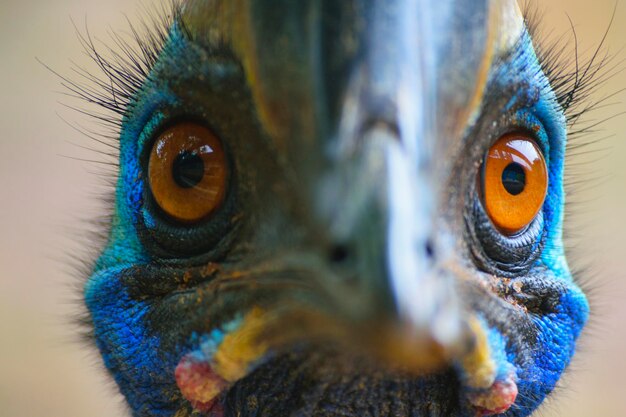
[84,1,589,416]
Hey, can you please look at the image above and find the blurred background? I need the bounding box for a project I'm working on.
[1,1,625,416]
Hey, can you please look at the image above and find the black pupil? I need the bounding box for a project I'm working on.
[501,162,526,196]
[172,151,204,188]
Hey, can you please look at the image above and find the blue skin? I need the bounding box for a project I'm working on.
[85,21,588,417]
[479,33,589,415]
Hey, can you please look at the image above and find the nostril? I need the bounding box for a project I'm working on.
[329,244,351,264]
[424,239,435,259]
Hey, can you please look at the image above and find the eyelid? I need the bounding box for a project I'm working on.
[509,110,551,164]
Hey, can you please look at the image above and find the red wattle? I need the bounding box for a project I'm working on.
[175,353,227,416]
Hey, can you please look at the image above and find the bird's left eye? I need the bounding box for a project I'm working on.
[148,122,227,224]
[481,133,548,235]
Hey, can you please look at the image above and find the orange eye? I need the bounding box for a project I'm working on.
[148,122,227,223]
[483,134,548,235]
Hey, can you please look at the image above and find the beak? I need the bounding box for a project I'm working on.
[301,0,498,370]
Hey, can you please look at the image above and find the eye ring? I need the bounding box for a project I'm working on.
[482,133,548,235]
[148,122,228,224]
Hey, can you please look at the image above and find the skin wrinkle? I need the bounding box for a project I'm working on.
[82,2,588,416]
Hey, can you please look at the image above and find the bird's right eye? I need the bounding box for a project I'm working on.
[481,133,548,235]
[148,122,228,224]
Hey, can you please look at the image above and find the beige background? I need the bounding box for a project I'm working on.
[1,1,625,416]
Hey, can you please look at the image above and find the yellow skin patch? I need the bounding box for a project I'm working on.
[460,317,497,390]
[212,307,271,383]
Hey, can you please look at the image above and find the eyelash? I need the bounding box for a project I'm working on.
[523,3,619,136]
[51,4,614,153]
[46,2,185,144]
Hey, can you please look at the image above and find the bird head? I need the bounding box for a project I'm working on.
[83,1,589,416]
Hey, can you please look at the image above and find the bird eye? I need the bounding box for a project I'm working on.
[148,122,227,224]
[482,134,548,235]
